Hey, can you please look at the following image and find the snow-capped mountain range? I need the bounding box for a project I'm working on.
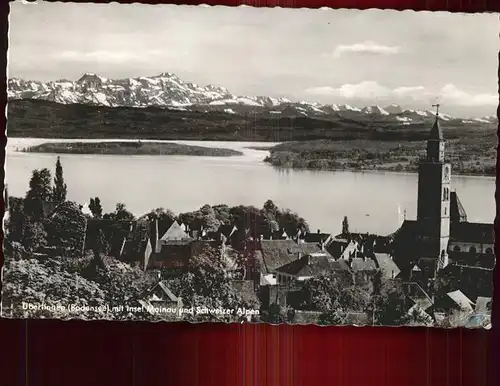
[7,73,497,125]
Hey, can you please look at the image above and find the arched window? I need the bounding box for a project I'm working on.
[442,187,449,201]
[453,245,461,252]
[469,246,477,254]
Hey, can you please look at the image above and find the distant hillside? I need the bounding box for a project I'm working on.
[7,99,495,143]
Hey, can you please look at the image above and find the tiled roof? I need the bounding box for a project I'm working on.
[260,274,277,286]
[474,296,492,314]
[160,239,193,247]
[259,240,328,273]
[447,290,474,312]
[263,228,289,240]
[302,232,332,244]
[450,192,467,223]
[350,257,378,271]
[429,116,443,140]
[159,220,190,241]
[450,222,494,244]
[275,253,346,277]
[373,253,401,279]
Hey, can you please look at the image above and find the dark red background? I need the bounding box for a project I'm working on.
[1,1,498,385]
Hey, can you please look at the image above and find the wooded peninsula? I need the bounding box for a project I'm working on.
[23,141,243,157]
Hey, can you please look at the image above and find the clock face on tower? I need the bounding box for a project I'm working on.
[443,166,450,182]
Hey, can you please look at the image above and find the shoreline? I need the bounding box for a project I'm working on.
[264,161,496,178]
[21,141,244,157]
[8,137,495,178]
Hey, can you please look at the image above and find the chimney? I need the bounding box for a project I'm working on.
[317,229,321,234]
[302,254,311,265]
[320,240,325,251]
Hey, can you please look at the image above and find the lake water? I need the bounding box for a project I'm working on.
[5,137,496,236]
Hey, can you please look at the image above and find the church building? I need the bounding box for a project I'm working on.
[392,106,495,282]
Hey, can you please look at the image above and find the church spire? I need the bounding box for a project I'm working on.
[426,103,445,162]
[429,103,443,141]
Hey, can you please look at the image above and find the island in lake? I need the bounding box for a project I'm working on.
[23,141,244,157]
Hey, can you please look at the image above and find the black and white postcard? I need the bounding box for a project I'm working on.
[1,2,496,327]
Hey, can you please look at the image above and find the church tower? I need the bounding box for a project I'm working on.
[416,104,451,271]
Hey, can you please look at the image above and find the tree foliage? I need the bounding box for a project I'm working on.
[369,281,429,326]
[178,200,309,243]
[89,197,103,219]
[342,216,349,235]
[112,203,135,221]
[45,201,87,256]
[178,204,221,232]
[2,258,106,319]
[5,196,25,242]
[169,248,259,322]
[22,221,47,253]
[52,156,68,204]
[24,168,52,221]
[261,303,294,324]
[299,271,372,314]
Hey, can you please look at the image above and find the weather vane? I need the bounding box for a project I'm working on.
[432,103,440,116]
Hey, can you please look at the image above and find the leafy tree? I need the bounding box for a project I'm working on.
[370,281,414,326]
[299,271,371,315]
[52,156,67,204]
[114,202,135,221]
[230,205,267,237]
[169,248,258,322]
[5,197,25,242]
[87,228,107,269]
[45,201,87,257]
[146,208,176,235]
[100,203,135,255]
[267,219,280,233]
[22,221,47,253]
[212,204,232,224]
[24,168,52,221]
[89,257,154,320]
[148,207,176,222]
[88,197,103,219]
[261,303,293,324]
[276,209,309,235]
[342,216,349,235]
[1,258,106,319]
[178,204,221,232]
[317,310,344,326]
[263,199,279,215]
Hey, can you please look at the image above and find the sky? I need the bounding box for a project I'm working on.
[8,2,500,117]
